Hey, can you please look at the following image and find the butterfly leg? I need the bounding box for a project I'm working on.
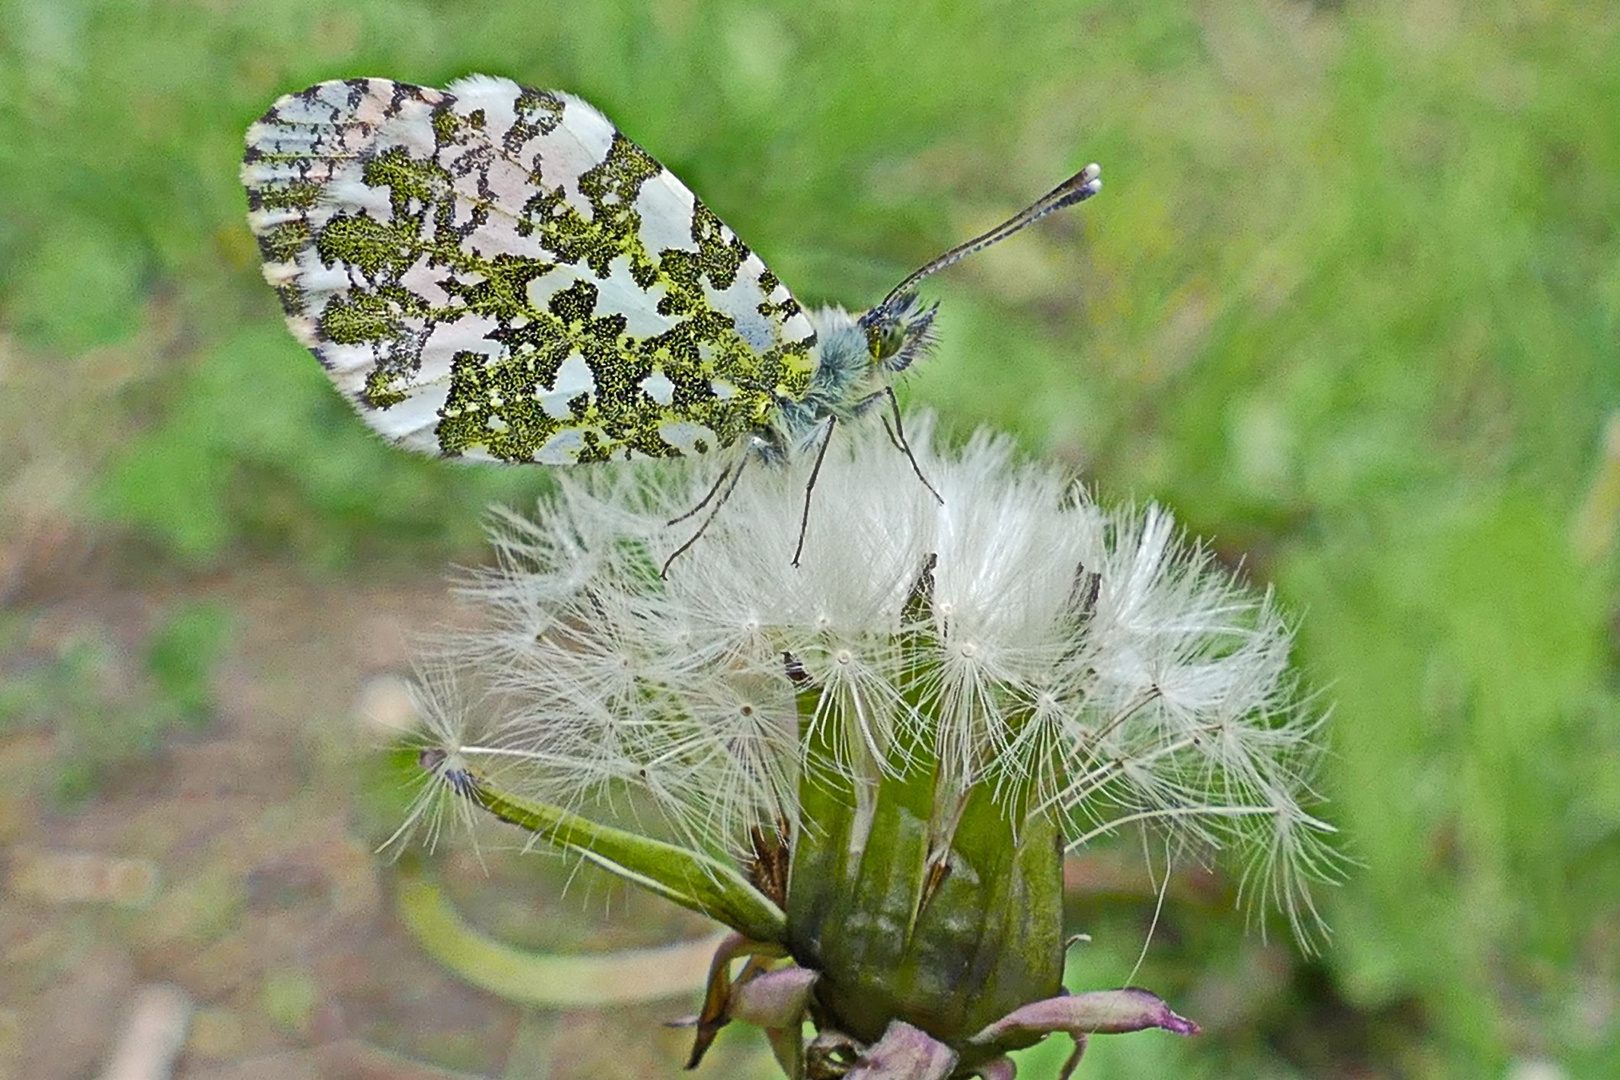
[879,386,944,505]
[791,416,838,568]
[669,458,741,526]
[661,456,750,578]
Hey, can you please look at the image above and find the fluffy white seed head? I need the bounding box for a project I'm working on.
[409,416,1334,936]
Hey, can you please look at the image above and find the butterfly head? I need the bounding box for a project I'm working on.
[858,290,939,374]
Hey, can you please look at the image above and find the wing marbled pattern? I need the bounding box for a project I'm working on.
[242,75,817,464]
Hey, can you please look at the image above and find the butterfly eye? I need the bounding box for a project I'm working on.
[870,321,907,362]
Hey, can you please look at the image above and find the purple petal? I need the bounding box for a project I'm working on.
[973,1055,1018,1080]
[729,966,819,1028]
[969,987,1201,1047]
[846,1021,959,1080]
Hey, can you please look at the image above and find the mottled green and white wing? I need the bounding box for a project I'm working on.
[242,76,817,464]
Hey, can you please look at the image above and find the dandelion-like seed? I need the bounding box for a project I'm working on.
[406,417,1334,1080]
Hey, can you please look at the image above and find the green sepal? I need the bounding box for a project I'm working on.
[782,555,1065,1056]
[788,771,1065,1053]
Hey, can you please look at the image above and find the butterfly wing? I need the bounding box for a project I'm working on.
[242,75,817,464]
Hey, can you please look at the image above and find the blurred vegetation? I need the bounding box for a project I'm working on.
[0,0,1616,1077]
[0,601,230,803]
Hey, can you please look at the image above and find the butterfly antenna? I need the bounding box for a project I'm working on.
[867,163,1102,324]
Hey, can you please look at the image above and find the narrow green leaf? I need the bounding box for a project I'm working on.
[466,771,787,943]
[393,857,724,1006]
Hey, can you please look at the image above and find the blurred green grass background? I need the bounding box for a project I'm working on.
[1,0,1617,1077]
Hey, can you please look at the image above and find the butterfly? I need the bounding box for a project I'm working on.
[241,75,1100,559]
